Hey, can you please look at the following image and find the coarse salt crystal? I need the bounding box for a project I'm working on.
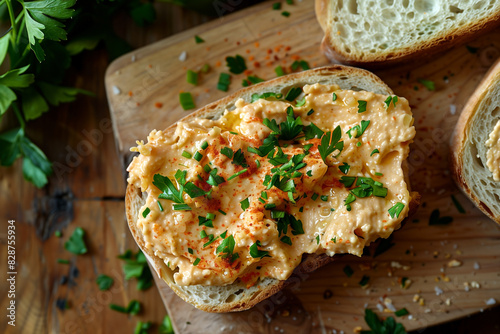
[450,104,456,115]
[485,298,496,306]
[131,54,136,62]
[112,85,121,95]
[473,262,480,270]
[435,286,443,296]
[179,51,187,61]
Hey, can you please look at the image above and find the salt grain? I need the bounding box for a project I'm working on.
[473,262,480,270]
[450,104,456,115]
[179,51,187,61]
[112,85,121,95]
[485,298,496,306]
[435,286,443,296]
[131,54,136,62]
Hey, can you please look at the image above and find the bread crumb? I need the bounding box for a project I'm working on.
[471,281,480,289]
[445,298,451,306]
[353,326,362,333]
[413,294,420,302]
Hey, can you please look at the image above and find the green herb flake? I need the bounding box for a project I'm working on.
[384,95,398,109]
[226,55,247,74]
[228,168,248,181]
[320,195,328,202]
[188,247,194,254]
[429,209,453,225]
[194,35,205,43]
[370,149,380,156]
[318,126,344,163]
[295,97,306,107]
[110,300,141,315]
[186,69,198,85]
[221,147,233,159]
[57,259,70,264]
[157,200,164,212]
[307,109,315,116]
[332,92,337,101]
[193,151,203,162]
[343,265,354,277]
[159,315,174,334]
[388,202,405,218]
[54,230,62,238]
[359,275,370,286]
[331,237,337,243]
[134,321,152,334]
[201,64,210,73]
[311,193,318,201]
[179,92,195,110]
[200,230,207,239]
[339,162,350,174]
[142,207,150,218]
[280,236,292,245]
[363,309,407,334]
[201,141,208,150]
[395,308,409,317]
[284,87,302,101]
[173,203,191,211]
[357,100,367,113]
[250,240,271,259]
[418,79,435,91]
[240,198,250,211]
[64,227,87,255]
[281,11,291,17]
[451,195,466,214]
[315,235,320,244]
[217,72,231,92]
[272,2,281,10]
[193,258,201,266]
[96,274,114,291]
[275,65,285,76]
[182,150,192,159]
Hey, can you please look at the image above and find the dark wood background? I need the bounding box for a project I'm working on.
[1,1,499,333]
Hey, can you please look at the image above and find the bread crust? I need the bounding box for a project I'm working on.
[125,65,420,312]
[450,59,500,224]
[318,1,500,68]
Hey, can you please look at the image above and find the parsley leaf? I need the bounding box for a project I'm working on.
[358,100,367,113]
[96,274,114,291]
[339,162,350,174]
[216,234,239,262]
[263,107,303,141]
[418,79,435,91]
[318,126,344,163]
[110,300,141,315]
[119,250,153,290]
[134,321,152,334]
[159,315,174,334]
[226,54,247,74]
[64,227,87,254]
[303,122,324,140]
[232,148,248,167]
[284,87,302,101]
[240,198,250,210]
[384,95,399,109]
[388,202,405,219]
[363,308,407,334]
[153,173,184,204]
[250,240,271,259]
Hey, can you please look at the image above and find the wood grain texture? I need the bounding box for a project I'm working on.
[105,0,500,333]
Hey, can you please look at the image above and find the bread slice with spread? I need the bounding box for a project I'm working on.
[125,65,420,312]
[451,59,500,224]
[316,0,500,67]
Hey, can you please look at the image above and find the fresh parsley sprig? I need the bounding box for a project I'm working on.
[318,126,344,163]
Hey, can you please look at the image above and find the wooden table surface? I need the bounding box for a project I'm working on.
[0,2,499,333]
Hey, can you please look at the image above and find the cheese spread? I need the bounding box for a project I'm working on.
[127,84,415,287]
[486,119,500,181]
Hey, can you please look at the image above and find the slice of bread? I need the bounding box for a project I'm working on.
[316,0,500,67]
[125,66,420,312]
[451,59,500,224]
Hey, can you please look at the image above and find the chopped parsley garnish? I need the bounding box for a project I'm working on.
[250,240,271,259]
[281,11,291,17]
[332,92,337,101]
[57,258,69,264]
[343,265,354,277]
[181,150,192,159]
[311,193,318,201]
[306,170,312,177]
[318,126,344,163]
[198,215,214,228]
[388,202,405,218]
[240,198,250,210]
[315,235,320,244]
[194,35,204,43]
[200,230,208,238]
[216,234,239,262]
[307,108,315,115]
[347,120,370,138]
[217,72,231,92]
[272,2,281,10]
[340,176,356,187]
[153,172,185,203]
[201,141,208,150]
[357,100,367,113]
[97,274,114,291]
[339,162,350,174]
[225,55,247,74]
[290,60,309,71]
[418,79,435,91]
[428,209,453,225]
[375,172,383,176]
[364,309,407,334]
[218,209,227,215]
[245,75,265,85]
[275,212,304,238]
[207,168,225,186]
[157,201,164,212]
[250,92,283,102]
[142,207,150,218]
[359,275,370,286]
[303,143,313,154]
[451,195,466,214]
[221,147,233,159]
[203,234,218,248]
[280,236,292,245]
[206,212,215,220]
[184,182,206,198]
[188,248,194,254]
[284,87,302,101]
[303,122,324,140]
[331,237,337,243]
[232,148,248,167]
[356,141,362,147]
[320,195,328,202]
[193,258,201,266]
[110,300,141,315]
[274,65,285,76]
[64,227,87,255]
[263,106,303,140]
[395,308,409,317]
[186,70,198,85]
[384,95,398,109]
[264,203,276,210]
[119,250,153,290]
[344,193,356,211]
[370,149,380,156]
[179,92,195,110]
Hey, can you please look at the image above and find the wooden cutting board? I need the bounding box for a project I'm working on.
[105,1,500,332]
